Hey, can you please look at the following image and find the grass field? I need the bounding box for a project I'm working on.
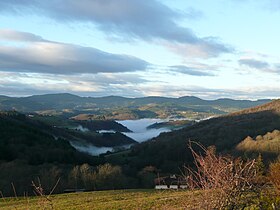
[0,189,204,210]
[2,188,279,209]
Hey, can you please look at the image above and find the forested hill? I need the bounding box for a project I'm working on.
[0,111,98,165]
[230,99,280,115]
[126,99,280,172]
[0,93,271,114]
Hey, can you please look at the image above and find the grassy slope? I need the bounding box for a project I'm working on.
[1,190,203,210]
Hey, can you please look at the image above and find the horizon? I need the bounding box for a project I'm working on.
[0,92,275,101]
[0,1,280,99]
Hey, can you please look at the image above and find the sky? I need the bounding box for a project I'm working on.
[0,0,279,99]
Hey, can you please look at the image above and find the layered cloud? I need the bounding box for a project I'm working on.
[239,58,269,69]
[0,0,232,58]
[0,29,149,74]
[129,84,280,99]
[1,72,278,99]
[164,38,232,58]
[239,58,279,74]
[0,29,45,42]
[0,70,153,97]
[168,65,215,76]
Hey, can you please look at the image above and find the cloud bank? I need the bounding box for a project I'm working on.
[168,65,215,76]
[0,29,149,74]
[0,0,232,58]
[239,58,280,74]
[239,58,269,69]
[1,73,278,100]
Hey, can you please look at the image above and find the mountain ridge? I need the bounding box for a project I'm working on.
[0,93,272,114]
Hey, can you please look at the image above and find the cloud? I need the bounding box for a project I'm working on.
[0,29,45,42]
[165,37,233,58]
[1,71,278,99]
[238,58,280,73]
[0,30,149,74]
[85,73,149,85]
[168,65,215,76]
[239,58,269,69]
[135,84,280,99]
[0,0,232,58]
[0,71,150,97]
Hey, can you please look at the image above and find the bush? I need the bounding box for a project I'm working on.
[184,141,259,209]
[269,161,280,193]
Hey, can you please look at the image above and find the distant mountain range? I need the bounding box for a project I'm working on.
[0,93,272,120]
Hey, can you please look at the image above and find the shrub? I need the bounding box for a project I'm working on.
[269,161,280,193]
[184,141,259,209]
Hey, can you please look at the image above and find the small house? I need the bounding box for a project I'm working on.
[154,174,188,189]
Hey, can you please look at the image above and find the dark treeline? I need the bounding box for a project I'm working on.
[0,161,147,196]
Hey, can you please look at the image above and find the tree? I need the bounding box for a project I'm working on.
[95,163,124,190]
[79,163,94,190]
[69,165,80,190]
[138,166,158,188]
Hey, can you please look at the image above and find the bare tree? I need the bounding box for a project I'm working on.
[184,141,259,209]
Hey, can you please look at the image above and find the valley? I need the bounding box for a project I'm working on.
[1,94,280,207]
[0,93,272,156]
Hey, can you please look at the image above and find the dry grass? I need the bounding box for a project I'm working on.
[0,189,207,210]
[1,188,279,209]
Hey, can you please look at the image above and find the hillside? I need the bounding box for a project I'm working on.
[122,99,280,172]
[33,113,132,132]
[1,100,280,199]
[0,93,271,120]
[0,111,97,165]
[0,112,138,196]
[236,129,280,155]
[231,99,280,115]
[0,111,136,159]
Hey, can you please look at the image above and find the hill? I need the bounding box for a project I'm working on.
[0,93,271,120]
[0,111,98,165]
[0,111,138,161]
[0,111,137,196]
[121,99,280,172]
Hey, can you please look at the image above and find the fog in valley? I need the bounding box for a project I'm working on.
[117,119,171,143]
